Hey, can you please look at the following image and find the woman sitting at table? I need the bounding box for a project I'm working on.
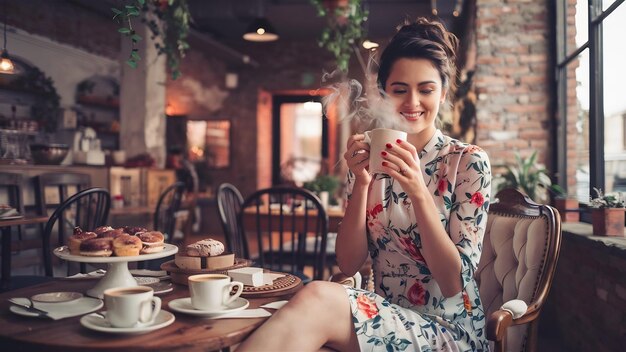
[237,17,492,351]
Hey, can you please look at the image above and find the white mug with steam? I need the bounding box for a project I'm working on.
[363,128,408,174]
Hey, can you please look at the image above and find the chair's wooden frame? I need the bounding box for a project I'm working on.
[239,186,329,281]
[41,187,110,276]
[216,183,248,259]
[484,188,562,352]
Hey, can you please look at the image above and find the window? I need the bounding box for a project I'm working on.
[555,0,626,202]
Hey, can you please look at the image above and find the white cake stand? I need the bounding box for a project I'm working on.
[53,244,178,298]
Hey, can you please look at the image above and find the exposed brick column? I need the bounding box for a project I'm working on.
[474,0,552,173]
[119,21,167,167]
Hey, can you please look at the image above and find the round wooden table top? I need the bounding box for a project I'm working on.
[0,277,301,351]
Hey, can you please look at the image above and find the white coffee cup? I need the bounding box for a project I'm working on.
[188,274,244,311]
[103,286,161,328]
[363,128,408,174]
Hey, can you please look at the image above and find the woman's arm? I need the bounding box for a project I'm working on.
[381,140,461,297]
[409,191,462,297]
[336,179,370,276]
[335,135,372,276]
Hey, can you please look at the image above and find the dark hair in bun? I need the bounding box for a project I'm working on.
[377,17,459,100]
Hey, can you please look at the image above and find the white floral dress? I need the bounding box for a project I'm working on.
[344,130,492,351]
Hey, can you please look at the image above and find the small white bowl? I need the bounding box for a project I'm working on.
[31,291,83,303]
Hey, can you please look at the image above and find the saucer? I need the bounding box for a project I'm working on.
[80,310,175,334]
[168,297,249,317]
[9,297,103,320]
[32,291,83,303]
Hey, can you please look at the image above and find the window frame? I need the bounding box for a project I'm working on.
[555,0,625,201]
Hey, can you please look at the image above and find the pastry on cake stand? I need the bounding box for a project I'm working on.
[54,244,178,298]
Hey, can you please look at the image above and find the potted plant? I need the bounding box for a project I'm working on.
[496,151,552,204]
[550,184,579,222]
[303,174,341,208]
[589,187,625,236]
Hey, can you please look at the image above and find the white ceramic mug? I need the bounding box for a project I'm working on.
[363,128,408,174]
[103,286,161,328]
[188,274,244,311]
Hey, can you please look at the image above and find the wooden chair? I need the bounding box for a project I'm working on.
[0,172,53,291]
[476,188,562,352]
[138,182,185,270]
[42,187,110,276]
[153,181,186,242]
[239,186,329,281]
[35,172,91,216]
[216,183,248,259]
[0,172,27,240]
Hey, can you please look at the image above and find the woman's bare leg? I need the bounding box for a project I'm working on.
[236,281,359,352]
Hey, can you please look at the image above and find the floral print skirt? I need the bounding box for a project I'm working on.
[345,287,484,352]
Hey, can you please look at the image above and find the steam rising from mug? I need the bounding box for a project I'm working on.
[319,67,412,133]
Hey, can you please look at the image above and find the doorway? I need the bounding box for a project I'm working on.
[272,95,327,186]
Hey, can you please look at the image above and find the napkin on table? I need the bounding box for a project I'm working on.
[210,308,272,319]
[260,300,289,310]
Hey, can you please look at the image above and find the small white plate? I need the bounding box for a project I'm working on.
[80,310,175,334]
[135,277,160,285]
[31,291,83,303]
[168,297,249,317]
[147,281,173,295]
[9,297,103,320]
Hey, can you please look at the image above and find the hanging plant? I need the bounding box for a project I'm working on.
[311,0,369,72]
[112,0,190,80]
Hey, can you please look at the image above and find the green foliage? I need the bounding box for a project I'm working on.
[496,151,552,203]
[590,187,625,208]
[112,0,190,80]
[549,183,567,198]
[303,175,341,195]
[10,67,60,132]
[310,0,369,72]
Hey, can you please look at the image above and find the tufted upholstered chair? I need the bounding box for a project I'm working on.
[475,188,562,352]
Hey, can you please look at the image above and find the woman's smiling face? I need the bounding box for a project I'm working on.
[384,58,447,137]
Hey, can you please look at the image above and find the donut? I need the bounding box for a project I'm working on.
[98,228,127,239]
[79,238,113,257]
[186,239,224,257]
[93,226,114,235]
[123,226,148,236]
[68,231,97,255]
[112,234,142,256]
[137,231,165,254]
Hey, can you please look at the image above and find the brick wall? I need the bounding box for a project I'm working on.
[544,225,626,351]
[474,0,553,173]
[170,38,333,197]
[5,0,119,59]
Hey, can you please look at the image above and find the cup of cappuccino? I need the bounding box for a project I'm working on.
[188,274,244,311]
[363,128,408,174]
[103,286,161,328]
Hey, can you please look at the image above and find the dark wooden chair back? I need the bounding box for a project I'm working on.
[35,172,91,216]
[239,186,329,281]
[476,188,562,352]
[0,172,25,216]
[153,182,186,241]
[0,172,46,254]
[216,183,247,259]
[42,187,110,276]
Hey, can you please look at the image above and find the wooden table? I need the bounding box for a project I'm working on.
[0,278,300,351]
[0,216,49,288]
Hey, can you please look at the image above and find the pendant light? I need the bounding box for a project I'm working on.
[243,0,279,42]
[1,1,16,75]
